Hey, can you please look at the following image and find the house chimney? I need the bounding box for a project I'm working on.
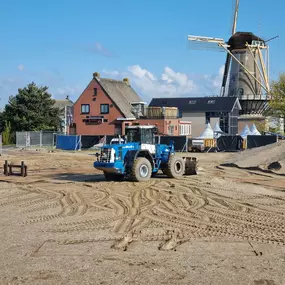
[123,78,130,85]
[93,72,100,78]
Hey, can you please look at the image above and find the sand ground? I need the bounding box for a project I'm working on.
[0,148,285,285]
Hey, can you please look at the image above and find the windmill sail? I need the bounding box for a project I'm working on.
[221,53,232,96]
[231,0,240,35]
[221,0,240,97]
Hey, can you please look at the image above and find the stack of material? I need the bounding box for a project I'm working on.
[240,124,252,139]
[199,123,214,139]
[250,124,261,135]
[213,122,225,138]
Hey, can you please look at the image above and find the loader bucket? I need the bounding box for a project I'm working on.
[184,157,198,175]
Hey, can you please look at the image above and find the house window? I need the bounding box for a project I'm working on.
[81,104,90,114]
[179,124,191,136]
[93,88,97,96]
[100,104,109,114]
[168,125,174,135]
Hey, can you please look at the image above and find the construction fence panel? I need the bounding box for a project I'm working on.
[29,131,41,147]
[56,135,81,150]
[81,136,102,149]
[42,132,55,146]
[16,131,60,148]
[159,136,188,152]
[16,132,27,148]
[247,135,277,149]
[217,135,243,152]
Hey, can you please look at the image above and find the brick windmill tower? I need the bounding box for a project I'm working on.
[188,0,275,132]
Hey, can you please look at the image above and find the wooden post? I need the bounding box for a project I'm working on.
[21,161,24,177]
[4,160,8,176]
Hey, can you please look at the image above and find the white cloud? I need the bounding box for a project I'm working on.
[128,65,157,81]
[127,65,197,101]
[17,64,24,71]
[102,65,223,102]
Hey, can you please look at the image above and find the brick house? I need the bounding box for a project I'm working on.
[73,72,145,135]
[123,118,191,136]
[73,72,192,136]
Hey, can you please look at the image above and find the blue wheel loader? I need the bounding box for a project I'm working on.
[94,125,197,182]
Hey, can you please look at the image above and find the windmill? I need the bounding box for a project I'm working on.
[187,0,275,115]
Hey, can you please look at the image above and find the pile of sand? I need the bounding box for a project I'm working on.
[224,140,285,174]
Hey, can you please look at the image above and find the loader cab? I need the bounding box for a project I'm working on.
[125,125,157,145]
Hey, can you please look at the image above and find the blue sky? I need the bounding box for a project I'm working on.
[0,0,284,106]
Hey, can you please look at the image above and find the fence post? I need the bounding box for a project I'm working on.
[52,133,55,148]
[40,131,42,148]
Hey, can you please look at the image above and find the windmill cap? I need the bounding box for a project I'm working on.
[228,32,265,50]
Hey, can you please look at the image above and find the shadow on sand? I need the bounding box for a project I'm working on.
[51,173,107,183]
[50,172,170,183]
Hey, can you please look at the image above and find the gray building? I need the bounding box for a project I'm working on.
[149,97,241,137]
[55,96,74,134]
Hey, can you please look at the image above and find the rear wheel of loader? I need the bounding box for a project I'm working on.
[104,172,124,181]
[165,155,185,179]
[130,157,152,182]
[184,157,198,175]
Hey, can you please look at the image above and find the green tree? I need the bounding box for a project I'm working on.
[2,121,12,145]
[267,73,285,133]
[2,82,61,132]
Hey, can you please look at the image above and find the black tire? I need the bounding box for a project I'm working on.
[104,172,124,181]
[165,155,185,179]
[130,157,152,182]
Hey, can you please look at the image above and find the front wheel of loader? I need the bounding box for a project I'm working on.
[165,155,185,179]
[130,157,152,182]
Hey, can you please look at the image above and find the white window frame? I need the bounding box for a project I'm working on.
[81,104,90,114]
[179,124,191,136]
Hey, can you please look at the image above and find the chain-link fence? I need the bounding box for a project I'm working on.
[16,131,60,148]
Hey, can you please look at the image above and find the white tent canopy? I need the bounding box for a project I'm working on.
[240,124,252,139]
[199,123,214,139]
[250,124,261,135]
[213,122,225,138]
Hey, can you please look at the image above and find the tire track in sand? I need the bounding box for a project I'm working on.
[25,190,89,224]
